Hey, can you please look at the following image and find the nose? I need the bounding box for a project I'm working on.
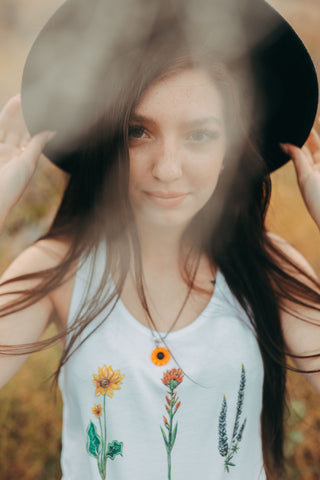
[151,138,183,182]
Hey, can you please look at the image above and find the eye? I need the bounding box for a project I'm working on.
[187,129,221,143]
[128,125,147,139]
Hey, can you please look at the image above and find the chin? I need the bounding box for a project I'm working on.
[141,208,195,229]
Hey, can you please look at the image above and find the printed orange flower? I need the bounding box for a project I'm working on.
[151,346,171,366]
[163,415,169,426]
[91,403,103,418]
[160,368,184,476]
[162,368,184,390]
[92,365,125,398]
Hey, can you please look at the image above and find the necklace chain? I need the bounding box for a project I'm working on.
[147,277,216,365]
[147,277,216,345]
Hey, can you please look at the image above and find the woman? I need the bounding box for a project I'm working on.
[0,0,320,479]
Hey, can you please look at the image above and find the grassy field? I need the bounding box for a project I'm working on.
[0,1,320,478]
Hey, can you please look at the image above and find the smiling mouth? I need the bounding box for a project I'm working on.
[144,191,187,206]
[145,191,187,199]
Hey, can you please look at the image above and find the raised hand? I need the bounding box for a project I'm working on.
[0,95,55,230]
[280,120,320,230]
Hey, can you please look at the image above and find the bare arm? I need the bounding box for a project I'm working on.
[0,237,74,389]
[276,120,320,393]
[0,96,70,388]
[269,233,320,394]
[0,245,54,387]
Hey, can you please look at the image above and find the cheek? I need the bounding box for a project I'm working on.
[189,152,224,191]
[128,151,148,187]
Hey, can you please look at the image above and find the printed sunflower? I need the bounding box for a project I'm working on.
[87,365,125,480]
[92,364,125,397]
[151,346,171,366]
[91,404,103,419]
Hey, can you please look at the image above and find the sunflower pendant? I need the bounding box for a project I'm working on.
[151,346,171,366]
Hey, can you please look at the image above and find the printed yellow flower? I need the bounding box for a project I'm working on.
[92,365,125,398]
[91,404,103,418]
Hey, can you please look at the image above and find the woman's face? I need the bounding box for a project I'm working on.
[128,68,227,230]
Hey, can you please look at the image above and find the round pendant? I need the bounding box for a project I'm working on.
[151,346,171,366]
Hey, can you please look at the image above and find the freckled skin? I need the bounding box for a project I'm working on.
[128,69,227,230]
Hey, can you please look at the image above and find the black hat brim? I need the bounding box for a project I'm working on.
[21,0,318,173]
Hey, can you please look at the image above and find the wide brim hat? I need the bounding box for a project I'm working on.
[21,0,318,174]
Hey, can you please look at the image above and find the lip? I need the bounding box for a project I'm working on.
[144,191,187,206]
[145,191,187,199]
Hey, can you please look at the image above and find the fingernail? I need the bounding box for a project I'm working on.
[45,131,56,142]
[279,143,289,154]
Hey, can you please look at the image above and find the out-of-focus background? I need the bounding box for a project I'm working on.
[0,0,319,478]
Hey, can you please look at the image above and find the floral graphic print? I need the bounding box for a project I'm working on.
[160,368,184,480]
[151,346,171,366]
[92,365,125,397]
[218,363,247,473]
[86,365,125,479]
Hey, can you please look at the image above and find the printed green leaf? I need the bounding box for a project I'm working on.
[171,423,178,447]
[106,440,123,460]
[160,426,169,448]
[231,443,239,453]
[86,421,101,458]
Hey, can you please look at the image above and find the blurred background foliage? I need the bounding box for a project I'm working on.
[0,0,319,478]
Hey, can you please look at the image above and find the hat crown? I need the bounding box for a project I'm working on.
[21,0,318,172]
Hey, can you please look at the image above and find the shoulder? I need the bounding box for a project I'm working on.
[266,231,318,280]
[0,236,77,330]
[1,236,73,282]
[33,237,78,328]
[267,232,320,392]
[32,236,73,266]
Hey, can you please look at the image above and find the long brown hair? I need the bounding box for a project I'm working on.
[1,52,320,479]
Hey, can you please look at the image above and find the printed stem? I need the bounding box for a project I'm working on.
[167,388,175,480]
[103,395,107,478]
[161,374,183,480]
[98,416,103,477]
[168,416,172,479]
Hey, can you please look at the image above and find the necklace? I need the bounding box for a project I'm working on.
[149,278,216,366]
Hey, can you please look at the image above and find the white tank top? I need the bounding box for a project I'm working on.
[59,246,266,479]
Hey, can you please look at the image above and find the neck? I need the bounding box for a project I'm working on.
[133,221,187,271]
[130,220,216,286]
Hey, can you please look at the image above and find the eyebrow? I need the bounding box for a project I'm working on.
[129,114,223,128]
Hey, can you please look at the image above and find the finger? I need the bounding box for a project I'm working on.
[2,131,31,148]
[0,144,20,163]
[22,131,56,170]
[0,94,30,142]
[20,134,31,147]
[280,143,312,183]
[301,145,314,167]
[0,95,21,126]
[306,129,320,163]
[4,131,21,147]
